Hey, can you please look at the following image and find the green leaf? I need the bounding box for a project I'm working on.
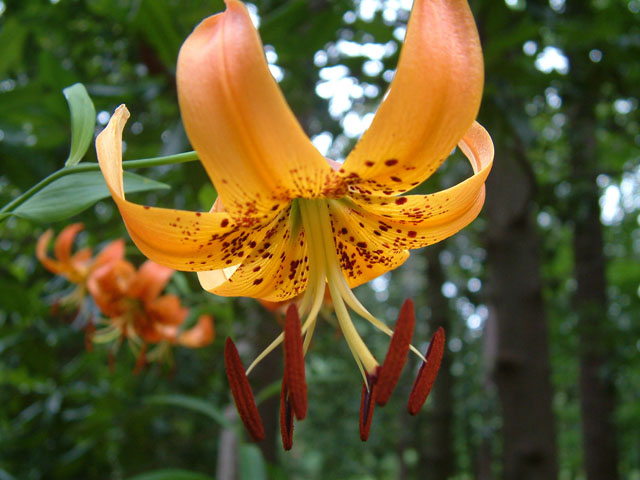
[239,444,266,480]
[144,394,231,429]
[126,469,214,480]
[12,171,168,223]
[62,83,97,167]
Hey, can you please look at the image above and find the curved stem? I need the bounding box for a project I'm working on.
[0,151,199,215]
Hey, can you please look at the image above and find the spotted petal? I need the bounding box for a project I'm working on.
[341,0,484,195]
[96,105,269,272]
[177,0,340,221]
[333,122,492,265]
[198,205,309,301]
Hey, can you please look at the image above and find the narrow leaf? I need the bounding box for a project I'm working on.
[144,394,231,429]
[12,171,168,223]
[126,469,214,480]
[63,83,97,167]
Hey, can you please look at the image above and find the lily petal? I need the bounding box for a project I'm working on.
[198,206,309,301]
[128,261,174,305]
[54,223,84,264]
[92,239,126,272]
[178,314,215,348]
[326,204,410,288]
[177,0,340,220]
[145,294,189,327]
[87,259,136,317]
[336,122,493,251]
[341,0,484,195]
[36,229,63,275]
[96,105,269,272]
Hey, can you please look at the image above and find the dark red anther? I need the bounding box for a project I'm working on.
[408,327,445,415]
[280,378,294,451]
[224,337,265,441]
[133,343,147,375]
[284,304,307,420]
[84,322,95,352]
[375,298,415,406]
[359,373,377,441]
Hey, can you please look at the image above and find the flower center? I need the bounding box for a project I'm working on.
[245,198,426,387]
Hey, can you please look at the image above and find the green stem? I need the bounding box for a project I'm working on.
[0,151,199,215]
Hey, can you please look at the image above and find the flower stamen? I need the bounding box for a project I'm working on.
[284,304,307,420]
[224,337,265,441]
[360,372,377,441]
[375,298,415,406]
[408,327,445,415]
[280,379,294,451]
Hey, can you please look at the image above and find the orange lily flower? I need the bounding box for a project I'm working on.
[88,259,214,363]
[37,224,125,282]
[37,223,125,321]
[37,223,92,284]
[96,0,492,446]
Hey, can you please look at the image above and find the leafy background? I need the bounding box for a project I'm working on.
[1,0,639,479]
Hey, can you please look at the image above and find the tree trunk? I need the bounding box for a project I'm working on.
[565,60,619,480]
[484,138,558,480]
[414,244,455,480]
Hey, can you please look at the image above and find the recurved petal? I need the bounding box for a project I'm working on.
[341,0,484,195]
[128,261,174,304]
[198,206,309,301]
[36,229,63,274]
[91,239,126,272]
[54,223,84,264]
[96,105,270,272]
[178,314,215,348]
[177,0,340,219]
[339,122,493,250]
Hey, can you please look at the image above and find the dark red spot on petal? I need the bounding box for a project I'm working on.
[221,219,229,228]
[390,176,402,183]
[253,278,263,286]
[408,231,417,238]
[196,212,201,216]
[395,197,407,205]
[408,327,445,415]
[385,158,398,166]
[224,338,265,441]
[365,161,374,167]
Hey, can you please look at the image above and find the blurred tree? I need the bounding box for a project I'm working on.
[476,1,559,478]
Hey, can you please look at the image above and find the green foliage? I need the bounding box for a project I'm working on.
[62,83,96,167]
[1,0,639,478]
[11,171,168,223]
[126,470,214,480]
[145,394,231,429]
